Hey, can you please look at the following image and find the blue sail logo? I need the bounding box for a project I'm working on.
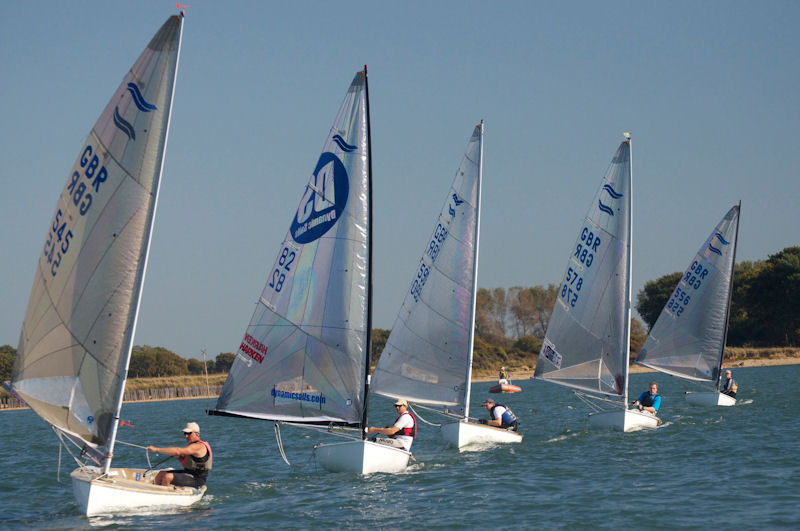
[708,231,731,256]
[597,199,614,216]
[332,134,357,152]
[126,82,158,112]
[113,82,157,140]
[291,152,349,244]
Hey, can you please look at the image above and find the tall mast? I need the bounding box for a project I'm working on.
[103,14,184,474]
[360,65,373,439]
[462,121,483,420]
[716,201,741,389]
[622,132,633,406]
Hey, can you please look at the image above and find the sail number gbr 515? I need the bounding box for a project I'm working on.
[560,227,601,308]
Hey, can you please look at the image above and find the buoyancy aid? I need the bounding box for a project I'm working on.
[179,440,213,476]
[641,393,660,408]
[490,404,518,428]
[392,412,417,438]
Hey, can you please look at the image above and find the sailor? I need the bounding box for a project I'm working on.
[631,381,661,414]
[146,422,212,488]
[479,398,519,431]
[720,369,738,398]
[365,399,416,451]
[498,366,509,384]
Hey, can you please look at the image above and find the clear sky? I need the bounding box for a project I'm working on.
[2,1,798,360]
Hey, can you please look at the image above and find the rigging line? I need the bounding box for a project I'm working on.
[115,439,147,449]
[408,403,442,427]
[274,423,291,466]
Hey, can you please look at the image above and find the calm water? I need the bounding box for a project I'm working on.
[2,366,798,529]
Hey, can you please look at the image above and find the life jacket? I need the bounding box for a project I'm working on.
[641,393,660,408]
[179,439,213,476]
[491,404,518,428]
[392,411,416,438]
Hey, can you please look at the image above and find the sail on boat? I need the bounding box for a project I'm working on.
[635,204,741,407]
[209,67,410,474]
[534,134,659,432]
[370,122,522,449]
[9,15,200,515]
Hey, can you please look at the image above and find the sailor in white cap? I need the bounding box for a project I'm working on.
[365,399,417,451]
[146,422,213,487]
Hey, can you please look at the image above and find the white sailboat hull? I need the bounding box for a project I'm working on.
[314,439,411,474]
[685,391,736,407]
[588,408,660,432]
[71,466,206,516]
[440,420,522,450]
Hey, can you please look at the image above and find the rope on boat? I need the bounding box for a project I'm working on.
[408,403,442,427]
[275,422,291,466]
[573,390,623,412]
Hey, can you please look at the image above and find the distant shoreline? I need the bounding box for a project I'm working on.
[472,356,800,383]
[3,356,797,412]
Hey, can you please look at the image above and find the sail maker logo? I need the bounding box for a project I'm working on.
[291,152,350,244]
[239,333,267,364]
[112,82,157,141]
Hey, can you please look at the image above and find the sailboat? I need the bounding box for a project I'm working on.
[209,67,410,474]
[635,204,741,407]
[9,15,200,515]
[370,123,522,450]
[534,134,659,432]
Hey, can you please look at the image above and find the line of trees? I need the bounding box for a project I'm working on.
[2,247,796,383]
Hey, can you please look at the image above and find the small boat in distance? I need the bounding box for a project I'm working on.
[534,134,660,432]
[370,122,523,450]
[10,14,202,515]
[489,382,522,394]
[636,203,742,407]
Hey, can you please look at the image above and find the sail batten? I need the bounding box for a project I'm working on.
[636,205,741,387]
[213,71,370,425]
[11,16,184,463]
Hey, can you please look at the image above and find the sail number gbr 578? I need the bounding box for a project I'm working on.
[560,227,601,308]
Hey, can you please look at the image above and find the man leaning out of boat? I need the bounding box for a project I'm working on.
[479,398,519,431]
[146,422,213,488]
[365,399,416,451]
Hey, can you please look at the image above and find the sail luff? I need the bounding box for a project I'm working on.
[102,14,184,474]
[462,121,483,420]
[623,135,633,404]
[361,65,372,440]
[716,201,740,388]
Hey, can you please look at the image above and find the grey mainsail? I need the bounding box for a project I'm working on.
[535,138,633,404]
[11,16,184,468]
[636,204,741,384]
[371,123,483,417]
[211,71,370,426]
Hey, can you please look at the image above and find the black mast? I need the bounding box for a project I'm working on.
[716,201,741,389]
[360,65,373,439]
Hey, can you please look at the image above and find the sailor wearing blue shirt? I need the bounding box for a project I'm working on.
[631,381,661,414]
[479,398,519,431]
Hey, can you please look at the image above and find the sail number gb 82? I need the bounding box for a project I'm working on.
[269,246,296,293]
[560,227,600,308]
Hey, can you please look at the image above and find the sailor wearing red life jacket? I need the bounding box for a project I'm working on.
[365,399,416,451]
[146,422,213,488]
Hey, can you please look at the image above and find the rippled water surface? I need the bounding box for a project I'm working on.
[2,366,798,529]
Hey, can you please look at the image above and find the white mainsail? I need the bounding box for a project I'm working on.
[636,204,741,385]
[371,122,483,416]
[12,15,183,468]
[535,138,633,405]
[211,70,370,426]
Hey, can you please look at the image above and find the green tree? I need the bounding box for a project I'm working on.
[370,328,390,369]
[129,345,188,377]
[215,352,236,373]
[629,317,647,358]
[0,345,16,383]
[635,272,682,330]
[742,247,800,346]
[187,358,205,375]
